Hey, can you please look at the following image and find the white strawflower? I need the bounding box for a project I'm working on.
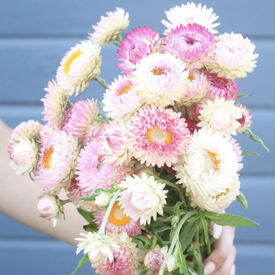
[208,33,258,79]
[90,8,129,47]
[118,173,167,225]
[174,130,241,212]
[132,52,189,107]
[198,97,242,136]
[162,2,220,34]
[56,40,102,96]
[76,232,119,264]
[10,137,38,175]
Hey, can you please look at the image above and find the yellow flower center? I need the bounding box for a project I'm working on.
[109,202,131,226]
[64,50,83,74]
[205,150,221,172]
[118,84,132,96]
[188,72,195,82]
[151,67,167,76]
[212,188,230,200]
[43,146,54,170]
[145,127,173,145]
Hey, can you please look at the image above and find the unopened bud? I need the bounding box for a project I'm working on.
[95,193,111,208]
[166,255,176,272]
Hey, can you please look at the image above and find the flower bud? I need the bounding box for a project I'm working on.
[37,194,60,222]
[95,192,111,208]
[166,255,176,272]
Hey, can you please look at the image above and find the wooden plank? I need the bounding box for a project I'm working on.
[0,239,274,275]
[0,0,274,36]
[1,106,274,175]
[0,39,274,107]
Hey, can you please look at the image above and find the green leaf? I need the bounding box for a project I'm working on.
[83,223,97,233]
[243,129,270,153]
[237,94,250,98]
[192,249,204,275]
[177,243,189,275]
[242,151,260,156]
[180,221,199,252]
[77,208,96,224]
[71,254,89,275]
[132,235,152,249]
[200,217,209,246]
[187,267,199,275]
[237,192,248,211]
[203,212,258,227]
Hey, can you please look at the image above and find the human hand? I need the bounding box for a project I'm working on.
[203,225,236,275]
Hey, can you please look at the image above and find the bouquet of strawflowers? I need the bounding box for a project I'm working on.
[8,2,269,275]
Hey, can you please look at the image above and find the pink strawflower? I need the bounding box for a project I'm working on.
[76,140,129,192]
[164,23,216,69]
[38,123,58,144]
[117,26,161,74]
[144,246,167,274]
[102,75,143,120]
[128,105,190,167]
[185,118,200,134]
[101,120,132,166]
[95,242,136,275]
[184,70,209,105]
[206,73,238,101]
[34,131,79,193]
[93,201,141,236]
[62,99,99,144]
[236,103,252,133]
[187,101,206,121]
[41,80,70,128]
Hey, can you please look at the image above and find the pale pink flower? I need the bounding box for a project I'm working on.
[90,8,129,47]
[164,23,216,69]
[93,201,141,236]
[76,140,129,192]
[62,99,99,144]
[117,26,161,74]
[41,80,70,128]
[236,103,252,133]
[38,124,58,144]
[132,52,189,107]
[208,33,258,79]
[102,75,143,120]
[118,173,167,225]
[184,70,209,105]
[34,131,79,193]
[162,2,220,34]
[206,73,238,101]
[128,106,190,167]
[101,120,132,166]
[229,137,243,172]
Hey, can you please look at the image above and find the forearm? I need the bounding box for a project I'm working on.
[0,120,85,246]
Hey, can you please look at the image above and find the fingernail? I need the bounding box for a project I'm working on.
[204,262,216,275]
[213,224,222,239]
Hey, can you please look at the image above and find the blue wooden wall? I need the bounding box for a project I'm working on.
[0,0,274,274]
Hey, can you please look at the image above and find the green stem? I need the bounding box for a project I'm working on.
[158,179,185,203]
[95,76,109,90]
[99,190,120,233]
[158,211,196,275]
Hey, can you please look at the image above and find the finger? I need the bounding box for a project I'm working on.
[210,222,223,239]
[229,264,236,275]
[212,246,236,275]
[204,226,235,272]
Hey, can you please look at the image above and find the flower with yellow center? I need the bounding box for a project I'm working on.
[56,40,102,96]
[174,129,241,212]
[102,75,143,120]
[128,105,190,168]
[93,201,142,237]
[34,131,79,193]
